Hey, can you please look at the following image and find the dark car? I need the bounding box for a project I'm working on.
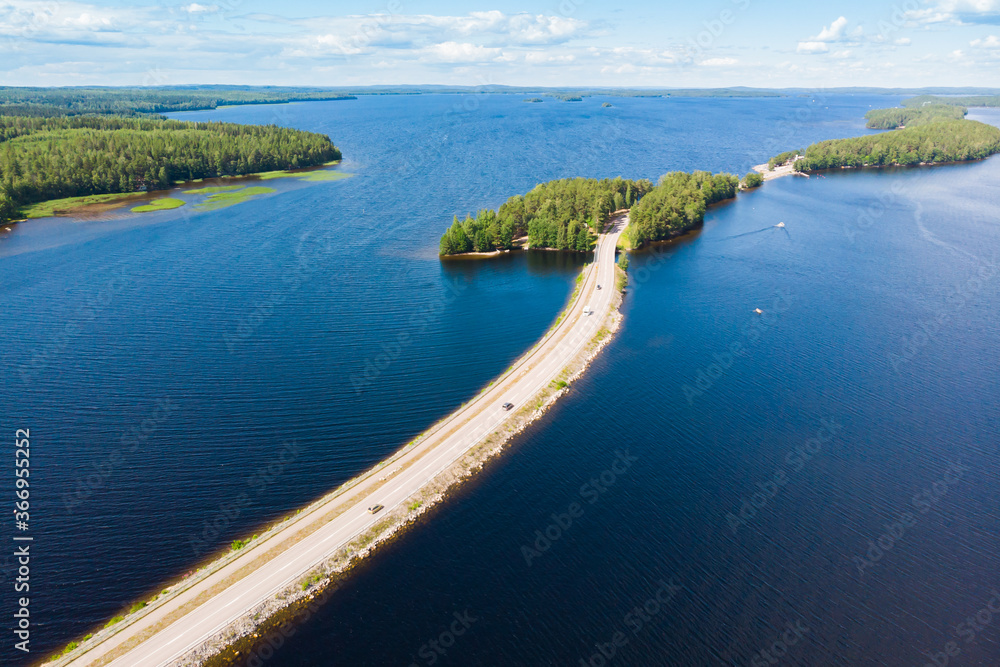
[502,402,514,411]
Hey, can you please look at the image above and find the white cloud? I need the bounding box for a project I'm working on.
[423,41,502,63]
[701,57,737,66]
[523,51,575,64]
[797,41,829,54]
[814,16,849,41]
[182,3,218,13]
[279,11,588,59]
[832,49,853,58]
[971,34,1000,47]
[907,0,1000,24]
[895,37,911,45]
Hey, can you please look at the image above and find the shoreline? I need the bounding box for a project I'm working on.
[752,159,807,181]
[189,269,627,667]
[13,160,344,222]
[49,219,629,667]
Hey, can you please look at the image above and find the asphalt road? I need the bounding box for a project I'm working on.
[62,214,628,667]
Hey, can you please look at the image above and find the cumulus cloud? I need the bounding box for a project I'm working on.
[280,10,588,59]
[971,34,1000,46]
[796,16,851,54]
[814,16,849,41]
[907,0,1000,24]
[797,41,830,54]
[424,41,502,63]
[181,3,219,13]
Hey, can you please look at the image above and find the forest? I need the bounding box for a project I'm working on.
[901,95,1000,109]
[440,172,739,255]
[0,87,356,117]
[0,115,340,223]
[788,119,1000,171]
[864,104,966,129]
[439,177,653,255]
[625,171,738,248]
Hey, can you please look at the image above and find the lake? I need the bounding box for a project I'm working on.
[1,95,997,666]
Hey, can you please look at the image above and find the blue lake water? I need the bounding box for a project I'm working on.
[1,95,998,666]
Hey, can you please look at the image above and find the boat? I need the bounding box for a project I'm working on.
[776,222,785,228]
[754,308,763,315]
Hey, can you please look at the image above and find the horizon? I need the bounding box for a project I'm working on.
[2,1,1000,88]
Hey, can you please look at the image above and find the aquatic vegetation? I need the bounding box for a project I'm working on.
[132,197,185,213]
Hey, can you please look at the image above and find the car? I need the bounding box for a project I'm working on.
[502,402,514,411]
[368,504,384,514]
[597,284,602,290]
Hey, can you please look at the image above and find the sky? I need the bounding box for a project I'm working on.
[1,0,1000,88]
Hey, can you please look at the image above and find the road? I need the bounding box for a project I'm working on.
[62,213,628,667]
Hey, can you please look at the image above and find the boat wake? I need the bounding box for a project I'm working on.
[719,223,790,240]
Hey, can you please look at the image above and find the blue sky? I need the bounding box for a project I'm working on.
[1,0,999,87]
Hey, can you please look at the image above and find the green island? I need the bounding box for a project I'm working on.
[0,93,342,224]
[195,186,277,211]
[770,98,1000,172]
[524,98,544,103]
[132,198,186,213]
[439,177,651,255]
[439,172,740,255]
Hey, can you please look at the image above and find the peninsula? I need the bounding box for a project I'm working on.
[762,97,1000,175]
[439,171,739,256]
[0,90,343,226]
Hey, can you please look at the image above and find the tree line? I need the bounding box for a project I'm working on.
[0,115,340,223]
[902,95,1000,109]
[864,104,966,129]
[788,119,1000,171]
[0,87,356,117]
[626,171,738,248]
[439,177,653,255]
